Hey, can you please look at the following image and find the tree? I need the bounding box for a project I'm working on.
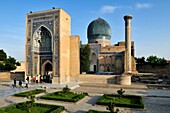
[135,57,146,64]
[62,85,70,94]
[0,63,4,70]
[4,61,16,71]
[117,88,125,98]
[0,49,7,61]
[80,44,91,73]
[146,55,158,64]
[6,56,16,64]
[0,50,19,71]
[26,92,35,112]
[106,100,119,113]
[146,55,167,65]
[136,55,167,65]
[17,92,35,112]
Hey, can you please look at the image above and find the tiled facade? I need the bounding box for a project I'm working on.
[25,8,80,84]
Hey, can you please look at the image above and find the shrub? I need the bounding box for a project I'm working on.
[117,88,125,98]
[2,102,65,113]
[97,94,144,108]
[40,91,88,102]
[14,89,45,97]
[62,85,70,94]
[87,110,110,113]
[106,101,119,113]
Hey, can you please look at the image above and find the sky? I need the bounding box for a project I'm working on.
[0,0,170,61]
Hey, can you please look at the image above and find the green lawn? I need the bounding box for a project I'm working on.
[40,91,88,102]
[0,103,64,113]
[96,94,144,108]
[14,89,46,97]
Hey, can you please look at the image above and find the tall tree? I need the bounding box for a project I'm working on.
[80,44,91,73]
[0,49,7,61]
[6,56,16,64]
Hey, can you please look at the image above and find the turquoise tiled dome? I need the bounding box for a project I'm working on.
[87,17,111,40]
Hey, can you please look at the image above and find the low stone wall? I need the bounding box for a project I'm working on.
[10,72,25,81]
[137,64,170,74]
[78,74,116,84]
[0,72,11,82]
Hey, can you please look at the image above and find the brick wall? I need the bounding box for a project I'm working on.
[0,72,11,81]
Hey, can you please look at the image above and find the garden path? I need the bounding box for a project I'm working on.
[0,82,170,113]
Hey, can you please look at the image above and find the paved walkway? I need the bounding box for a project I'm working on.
[0,82,170,113]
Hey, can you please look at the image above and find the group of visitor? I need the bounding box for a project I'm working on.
[13,74,53,88]
[33,75,52,83]
[33,75,43,83]
[13,76,29,88]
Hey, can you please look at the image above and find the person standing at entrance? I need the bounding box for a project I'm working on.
[40,75,43,83]
[36,75,38,83]
[26,76,29,83]
[33,76,36,83]
[44,75,46,83]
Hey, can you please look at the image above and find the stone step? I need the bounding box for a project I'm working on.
[79,83,148,90]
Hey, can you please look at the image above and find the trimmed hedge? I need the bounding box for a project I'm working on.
[40,91,88,102]
[0,102,64,113]
[14,89,46,97]
[33,103,64,113]
[87,110,110,113]
[96,94,144,108]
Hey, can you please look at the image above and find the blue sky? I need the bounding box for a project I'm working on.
[0,0,170,61]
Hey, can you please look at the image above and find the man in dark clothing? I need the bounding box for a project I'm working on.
[13,78,17,88]
[25,83,28,88]
[19,79,23,88]
[26,76,29,83]
[25,77,29,88]
[40,75,43,83]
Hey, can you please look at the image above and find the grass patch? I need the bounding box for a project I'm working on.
[0,102,64,113]
[96,94,144,108]
[14,89,46,97]
[40,91,88,102]
[87,110,110,113]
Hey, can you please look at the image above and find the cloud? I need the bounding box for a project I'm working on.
[135,3,152,9]
[100,5,120,13]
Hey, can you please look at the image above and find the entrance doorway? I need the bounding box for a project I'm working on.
[44,63,52,75]
[94,65,96,71]
[42,61,53,83]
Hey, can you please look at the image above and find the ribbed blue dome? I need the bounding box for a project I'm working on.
[87,17,111,40]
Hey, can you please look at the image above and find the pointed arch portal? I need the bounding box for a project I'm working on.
[33,26,53,52]
[42,60,53,76]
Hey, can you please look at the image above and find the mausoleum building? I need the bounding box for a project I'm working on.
[87,17,137,74]
[25,8,80,84]
[25,8,137,84]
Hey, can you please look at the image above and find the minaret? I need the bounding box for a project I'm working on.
[124,15,132,73]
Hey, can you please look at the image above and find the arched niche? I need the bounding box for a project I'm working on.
[33,26,53,52]
[90,52,97,71]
